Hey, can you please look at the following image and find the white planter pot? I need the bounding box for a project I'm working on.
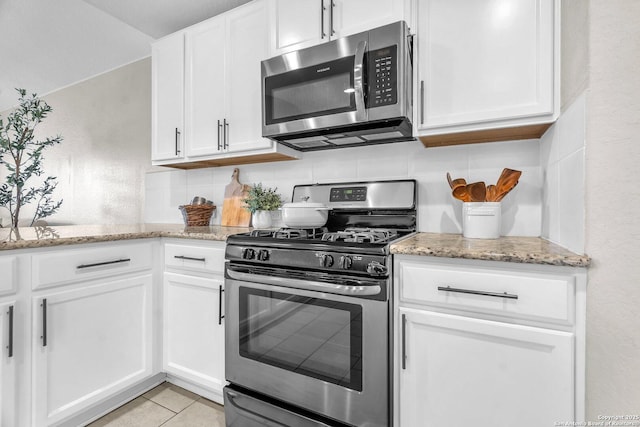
[252,210,273,229]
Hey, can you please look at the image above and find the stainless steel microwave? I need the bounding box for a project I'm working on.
[261,21,413,151]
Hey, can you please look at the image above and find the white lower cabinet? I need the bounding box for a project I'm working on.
[32,275,154,426]
[398,308,573,427]
[162,240,226,404]
[163,273,225,400]
[394,255,586,427]
[0,300,18,427]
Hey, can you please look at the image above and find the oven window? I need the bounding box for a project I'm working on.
[239,287,363,391]
[264,55,356,125]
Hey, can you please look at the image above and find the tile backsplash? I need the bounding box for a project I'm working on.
[146,137,544,237]
[540,92,586,253]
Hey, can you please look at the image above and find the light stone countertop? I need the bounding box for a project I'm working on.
[0,225,591,268]
[0,224,251,251]
[390,232,591,267]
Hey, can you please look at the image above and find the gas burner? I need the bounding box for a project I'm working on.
[321,228,399,244]
[264,227,329,239]
[249,229,276,238]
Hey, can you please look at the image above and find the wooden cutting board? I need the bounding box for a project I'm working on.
[221,168,251,227]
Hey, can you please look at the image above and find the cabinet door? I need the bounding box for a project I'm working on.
[270,0,326,55]
[417,0,556,132]
[0,301,17,427]
[185,17,227,158]
[332,0,407,39]
[225,0,273,153]
[32,275,154,426]
[398,308,574,427]
[152,32,185,161]
[163,273,225,401]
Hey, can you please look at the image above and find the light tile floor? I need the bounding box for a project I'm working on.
[88,382,225,427]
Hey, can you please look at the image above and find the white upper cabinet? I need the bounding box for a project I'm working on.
[224,2,273,154]
[270,0,408,55]
[184,16,226,158]
[331,0,408,39]
[415,0,559,146]
[270,0,325,54]
[152,0,299,169]
[151,32,185,161]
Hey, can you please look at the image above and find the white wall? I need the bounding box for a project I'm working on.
[0,58,152,226]
[584,0,640,417]
[146,138,543,236]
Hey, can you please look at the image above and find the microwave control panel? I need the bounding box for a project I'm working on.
[367,45,397,108]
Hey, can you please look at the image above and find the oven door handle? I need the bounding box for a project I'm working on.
[354,40,367,122]
[226,269,382,296]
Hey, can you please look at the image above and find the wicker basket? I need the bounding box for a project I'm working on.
[179,204,216,226]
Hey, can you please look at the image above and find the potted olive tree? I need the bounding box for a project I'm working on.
[242,183,282,228]
[0,89,63,229]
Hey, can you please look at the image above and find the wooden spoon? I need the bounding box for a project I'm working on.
[466,181,487,202]
[452,185,471,202]
[447,172,466,190]
[486,184,497,202]
[494,168,522,202]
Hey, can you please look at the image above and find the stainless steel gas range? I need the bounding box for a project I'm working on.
[223,179,416,427]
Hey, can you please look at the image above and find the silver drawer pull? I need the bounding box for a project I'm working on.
[437,286,518,300]
[174,255,206,262]
[77,258,131,269]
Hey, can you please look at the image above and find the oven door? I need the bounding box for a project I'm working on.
[261,32,369,142]
[225,267,389,427]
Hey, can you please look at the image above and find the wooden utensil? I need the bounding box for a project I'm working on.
[221,168,252,227]
[486,184,497,202]
[447,172,466,190]
[466,181,487,202]
[494,168,522,202]
[452,185,471,202]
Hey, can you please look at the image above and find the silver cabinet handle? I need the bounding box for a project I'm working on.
[224,119,229,149]
[77,258,131,269]
[320,0,326,39]
[420,80,424,125]
[175,128,181,155]
[354,40,368,122]
[174,255,206,262]
[41,299,47,347]
[218,285,225,325]
[437,286,519,300]
[401,313,407,370]
[329,0,335,36]
[7,305,14,357]
[217,120,222,150]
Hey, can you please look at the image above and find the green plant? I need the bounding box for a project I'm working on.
[242,183,282,213]
[0,89,63,228]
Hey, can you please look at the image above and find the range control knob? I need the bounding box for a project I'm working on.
[320,254,334,268]
[241,248,255,260]
[366,261,387,276]
[339,255,353,270]
[257,249,270,261]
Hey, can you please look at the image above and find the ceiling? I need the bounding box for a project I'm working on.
[0,0,250,112]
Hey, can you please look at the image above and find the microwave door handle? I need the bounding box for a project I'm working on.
[354,40,367,122]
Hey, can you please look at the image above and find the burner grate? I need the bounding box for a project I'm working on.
[321,228,399,244]
[250,227,329,239]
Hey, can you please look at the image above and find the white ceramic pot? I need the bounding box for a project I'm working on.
[281,202,331,227]
[462,202,501,239]
[252,210,273,229]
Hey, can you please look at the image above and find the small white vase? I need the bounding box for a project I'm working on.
[252,210,273,229]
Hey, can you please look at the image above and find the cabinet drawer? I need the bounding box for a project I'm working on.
[398,260,574,324]
[0,256,17,295]
[164,242,225,274]
[32,242,153,290]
